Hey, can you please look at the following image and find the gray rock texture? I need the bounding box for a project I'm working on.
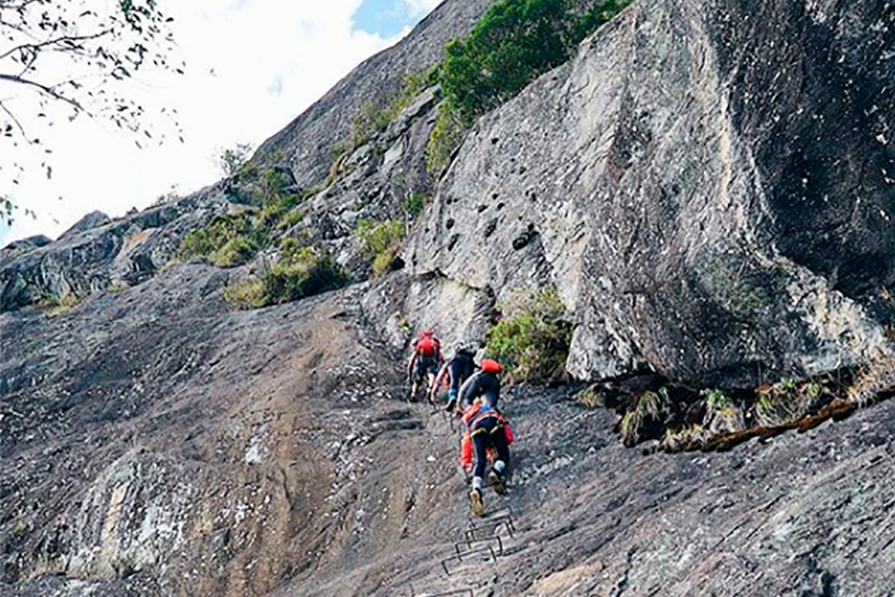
[3,0,895,596]
[1,235,51,254]
[283,87,441,276]
[5,288,895,597]
[408,0,895,387]
[1,266,412,596]
[0,188,231,312]
[59,211,112,240]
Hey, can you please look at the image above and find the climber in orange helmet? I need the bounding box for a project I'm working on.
[459,357,513,516]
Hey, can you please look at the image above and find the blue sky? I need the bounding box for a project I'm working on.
[352,0,433,37]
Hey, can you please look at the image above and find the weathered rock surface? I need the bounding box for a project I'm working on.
[0,188,231,312]
[282,87,441,275]
[1,266,417,596]
[59,211,112,240]
[1,236,51,255]
[408,0,895,387]
[6,297,895,597]
[4,0,895,596]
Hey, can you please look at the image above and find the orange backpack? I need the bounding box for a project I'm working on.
[480,358,502,373]
[458,410,515,472]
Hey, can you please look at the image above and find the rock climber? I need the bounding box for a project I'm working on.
[407,328,444,401]
[430,343,477,409]
[459,358,512,517]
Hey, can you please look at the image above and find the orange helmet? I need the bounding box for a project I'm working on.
[480,359,502,374]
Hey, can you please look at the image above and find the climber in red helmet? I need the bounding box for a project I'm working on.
[406,328,444,402]
[458,357,513,516]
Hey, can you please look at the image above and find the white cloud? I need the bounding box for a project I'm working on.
[1,0,433,244]
[405,0,445,17]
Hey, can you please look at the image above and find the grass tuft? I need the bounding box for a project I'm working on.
[619,388,671,447]
[38,293,83,318]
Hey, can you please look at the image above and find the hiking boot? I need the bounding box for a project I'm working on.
[468,488,485,517]
[488,470,506,495]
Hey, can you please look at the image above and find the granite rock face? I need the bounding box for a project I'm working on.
[59,211,112,240]
[0,236,52,262]
[408,0,895,387]
[281,87,442,276]
[3,0,895,596]
[0,188,231,312]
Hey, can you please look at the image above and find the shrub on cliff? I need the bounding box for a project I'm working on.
[486,288,573,381]
[620,388,671,447]
[37,293,83,318]
[179,213,258,267]
[264,247,349,304]
[752,378,826,427]
[178,168,308,268]
[426,103,467,174]
[224,247,349,310]
[403,191,428,220]
[357,218,405,277]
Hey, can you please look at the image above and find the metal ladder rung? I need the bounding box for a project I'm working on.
[440,545,499,575]
[410,589,475,597]
[455,534,504,557]
[465,516,516,540]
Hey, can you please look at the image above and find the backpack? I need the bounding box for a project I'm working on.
[459,418,515,472]
[416,336,439,357]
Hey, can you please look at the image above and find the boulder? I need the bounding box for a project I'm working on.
[59,210,112,239]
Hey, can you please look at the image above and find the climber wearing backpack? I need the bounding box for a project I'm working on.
[407,328,444,402]
[459,358,513,517]
[430,344,477,409]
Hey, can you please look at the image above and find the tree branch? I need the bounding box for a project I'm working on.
[0,72,86,113]
[0,97,30,142]
[0,30,112,62]
[0,0,45,32]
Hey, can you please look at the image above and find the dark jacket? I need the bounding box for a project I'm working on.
[449,350,476,391]
[459,370,501,410]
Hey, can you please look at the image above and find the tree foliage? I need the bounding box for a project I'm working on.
[217,143,254,178]
[440,0,572,124]
[1,0,184,223]
[439,0,634,123]
[427,0,632,174]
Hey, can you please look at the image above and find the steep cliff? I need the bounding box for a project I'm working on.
[408,0,895,387]
[3,0,895,596]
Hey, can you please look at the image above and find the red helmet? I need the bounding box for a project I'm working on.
[421,328,434,337]
[480,359,502,374]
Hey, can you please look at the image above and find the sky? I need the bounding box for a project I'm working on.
[0,0,443,247]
